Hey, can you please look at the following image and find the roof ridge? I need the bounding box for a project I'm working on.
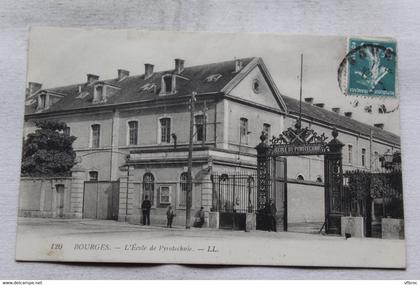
[42,57,257,92]
[282,95,400,140]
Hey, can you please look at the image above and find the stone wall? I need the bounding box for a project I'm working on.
[19,177,72,218]
[18,170,85,218]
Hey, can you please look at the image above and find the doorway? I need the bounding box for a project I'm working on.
[55,184,65,218]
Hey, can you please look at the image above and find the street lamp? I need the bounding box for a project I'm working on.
[380,149,394,170]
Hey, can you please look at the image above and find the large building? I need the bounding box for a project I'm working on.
[23,57,400,229]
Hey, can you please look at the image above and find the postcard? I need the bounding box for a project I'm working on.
[16,27,405,268]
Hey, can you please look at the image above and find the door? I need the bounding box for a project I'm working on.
[83,181,120,220]
[56,184,65,218]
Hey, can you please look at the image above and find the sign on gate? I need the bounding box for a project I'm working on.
[270,143,327,156]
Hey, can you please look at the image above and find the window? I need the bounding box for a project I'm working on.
[361,148,366,167]
[63,127,70,136]
[159,186,171,204]
[95,85,104,102]
[252,79,260,93]
[195,114,205,142]
[159,118,171,143]
[316,176,323,183]
[374,151,379,169]
[348,145,353,164]
[128,121,138,145]
[38,94,46,109]
[161,75,175,94]
[89,171,98,181]
[296,174,305,181]
[143,173,155,206]
[263,123,271,141]
[240,118,249,145]
[91,124,100,148]
[179,172,188,206]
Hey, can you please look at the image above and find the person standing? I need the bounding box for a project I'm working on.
[141,195,151,226]
[166,205,176,228]
[268,199,277,232]
[194,207,205,228]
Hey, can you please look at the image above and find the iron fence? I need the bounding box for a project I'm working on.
[211,172,258,213]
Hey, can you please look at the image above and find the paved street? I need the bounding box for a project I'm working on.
[17,217,337,240]
[15,217,406,268]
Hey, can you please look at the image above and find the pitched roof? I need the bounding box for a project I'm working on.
[282,95,400,146]
[25,57,400,146]
[25,57,256,114]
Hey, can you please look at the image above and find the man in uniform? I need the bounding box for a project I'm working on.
[141,195,151,225]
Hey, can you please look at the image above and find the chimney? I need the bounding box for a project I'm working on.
[235,58,243,72]
[174,58,184,74]
[27,82,42,97]
[304,97,314,104]
[332,107,340,114]
[344,112,352,118]
[87,74,99,84]
[374,123,384,129]
[117,69,130,80]
[314,103,325,108]
[144,63,154,79]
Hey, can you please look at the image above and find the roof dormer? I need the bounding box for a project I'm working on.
[159,74,176,95]
[36,92,48,111]
[93,84,105,103]
[92,83,121,103]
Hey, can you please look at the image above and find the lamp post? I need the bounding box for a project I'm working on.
[185,91,197,229]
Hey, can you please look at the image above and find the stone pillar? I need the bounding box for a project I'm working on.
[208,212,219,228]
[245,213,256,232]
[200,170,213,227]
[126,166,136,223]
[70,166,86,218]
[118,165,129,222]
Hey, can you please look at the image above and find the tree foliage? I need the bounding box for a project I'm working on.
[344,169,403,218]
[21,120,77,177]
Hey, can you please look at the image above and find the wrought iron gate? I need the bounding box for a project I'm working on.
[256,124,344,234]
[211,173,257,230]
[256,156,288,231]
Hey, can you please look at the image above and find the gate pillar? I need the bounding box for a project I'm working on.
[256,133,270,211]
[324,128,344,234]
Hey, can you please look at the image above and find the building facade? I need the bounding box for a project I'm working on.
[23,57,401,228]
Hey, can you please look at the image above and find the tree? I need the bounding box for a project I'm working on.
[21,120,77,177]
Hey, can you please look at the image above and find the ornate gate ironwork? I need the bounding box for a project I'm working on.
[256,122,344,234]
[211,173,257,230]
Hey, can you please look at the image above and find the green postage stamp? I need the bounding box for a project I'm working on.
[346,38,397,97]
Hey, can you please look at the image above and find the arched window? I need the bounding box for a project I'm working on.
[128,121,138,145]
[316,176,323,183]
[142,173,155,206]
[179,172,188,206]
[296,174,305,181]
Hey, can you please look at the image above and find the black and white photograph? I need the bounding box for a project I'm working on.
[15,27,405,268]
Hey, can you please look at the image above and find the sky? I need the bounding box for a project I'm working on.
[27,27,400,135]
